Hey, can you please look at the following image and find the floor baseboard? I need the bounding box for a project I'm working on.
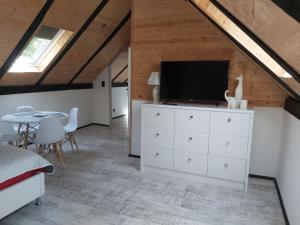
[128,154,140,158]
[77,123,110,130]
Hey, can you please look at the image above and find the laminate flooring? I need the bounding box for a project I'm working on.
[0,116,285,225]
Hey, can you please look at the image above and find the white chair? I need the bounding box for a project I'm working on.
[64,108,79,151]
[35,118,66,168]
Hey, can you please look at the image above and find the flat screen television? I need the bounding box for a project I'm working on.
[160,60,229,103]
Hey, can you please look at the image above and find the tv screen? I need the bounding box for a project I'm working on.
[160,61,229,102]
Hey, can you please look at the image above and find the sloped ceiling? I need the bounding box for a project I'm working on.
[0,0,131,87]
[217,0,300,74]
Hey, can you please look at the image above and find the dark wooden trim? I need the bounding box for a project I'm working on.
[188,0,300,101]
[0,0,54,79]
[68,11,131,84]
[77,122,110,130]
[274,179,290,225]
[112,114,126,119]
[272,0,300,23]
[112,82,128,87]
[0,83,92,95]
[249,174,275,180]
[128,154,140,159]
[36,0,110,85]
[249,174,290,225]
[211,0,300,83]
[284,97,300,120]
[112,65,128,82]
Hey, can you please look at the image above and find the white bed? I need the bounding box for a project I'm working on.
[0,145,54,219]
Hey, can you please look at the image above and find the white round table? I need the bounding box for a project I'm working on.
[1,111,68,149]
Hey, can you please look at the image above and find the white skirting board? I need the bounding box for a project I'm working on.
[0,173,45,219]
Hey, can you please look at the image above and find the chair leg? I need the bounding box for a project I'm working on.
[55,142,65,168]
[68,133,74,151]
[71,133,79,151]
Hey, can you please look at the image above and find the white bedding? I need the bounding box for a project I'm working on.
[0,145,54,184]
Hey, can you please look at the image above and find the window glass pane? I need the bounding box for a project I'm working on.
[16,37,51,64]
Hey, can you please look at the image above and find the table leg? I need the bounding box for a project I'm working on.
[24,123,29,149]
[16,123,21,147]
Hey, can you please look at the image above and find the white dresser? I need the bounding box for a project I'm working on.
[141,103,254,191]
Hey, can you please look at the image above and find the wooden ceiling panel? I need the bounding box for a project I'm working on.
[110,51,128,80]
[0,0,100,86]
[42,0,131,84]
[74,20,131,83]
[217,0,300,73]
[0,0,46,67]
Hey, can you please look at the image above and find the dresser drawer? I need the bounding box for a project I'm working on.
[209,134,248,159]
[143,107,174,129]
[174,131,209,154]
[143,147,173,169]
[175,109,210,132]
[143,127,173,149]
[174,151,207,175]
[210,112,250,136]
[207,156,246,182]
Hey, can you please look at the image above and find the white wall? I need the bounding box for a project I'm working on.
[130,101,284,177]
[92,66,111,125]
[277,111,300,225]
[112,87,128,118]
[0,89,93,133]
[250,107,284,177]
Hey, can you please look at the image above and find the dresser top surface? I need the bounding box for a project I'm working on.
[142,102,254,114]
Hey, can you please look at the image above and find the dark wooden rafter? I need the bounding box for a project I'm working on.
[188,0,300,101]
[0,83,92,95]
[212,0,300,83]
[36,0,110,85]
[68,11,131,84]
[0,0,55,80]
[112,64,128,82]
[272,0,300,23]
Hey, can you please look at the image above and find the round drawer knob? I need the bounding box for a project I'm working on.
[224,163,229,168]
[156,133,160,137]
[189,137,193,141]
[227,118,231,123]
[189,115,194,119]
[155,153,159,157]
[156,112,160,116]
[187,158,192,162]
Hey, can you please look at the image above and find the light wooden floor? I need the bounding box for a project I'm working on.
[1,116,285,225]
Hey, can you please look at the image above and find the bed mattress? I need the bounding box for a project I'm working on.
[0,145,54,190]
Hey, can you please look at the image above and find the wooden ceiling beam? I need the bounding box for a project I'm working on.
[36,0,109,85]
[0,0,54,80]
[68,11,131,84]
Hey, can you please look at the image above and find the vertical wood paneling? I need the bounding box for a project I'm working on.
[130,0,287,107]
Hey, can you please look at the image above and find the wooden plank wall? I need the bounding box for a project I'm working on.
[131,0,287,107]
[0,0,131,86]
[217,0,300,74]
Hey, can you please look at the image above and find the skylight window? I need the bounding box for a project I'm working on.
[9,25,72,73]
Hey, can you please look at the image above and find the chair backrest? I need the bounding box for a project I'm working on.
[36,118,65,145]
[67,108,78,130]
[17,106,34,112]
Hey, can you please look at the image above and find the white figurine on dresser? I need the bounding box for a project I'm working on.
[140,103,254,191]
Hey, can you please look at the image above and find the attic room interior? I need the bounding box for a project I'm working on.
[0,0,299,224]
